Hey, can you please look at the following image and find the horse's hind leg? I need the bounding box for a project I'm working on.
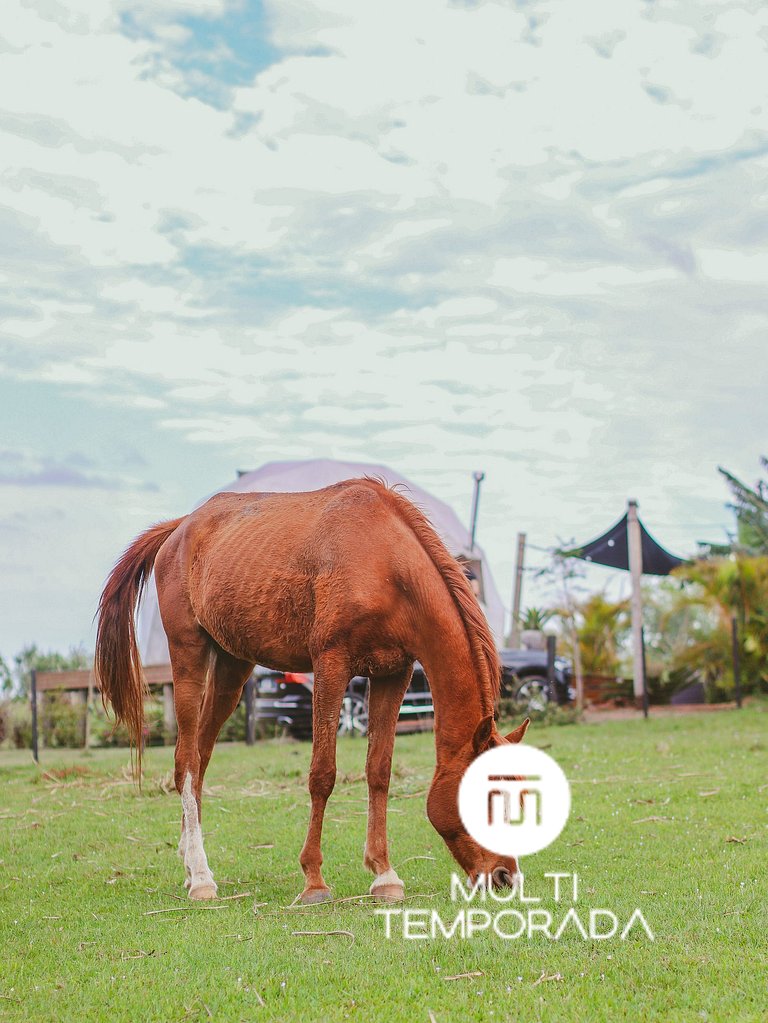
[298,649,350,905]
[364,666,412,902]
[168,627,220,900]
[175,649,254,892]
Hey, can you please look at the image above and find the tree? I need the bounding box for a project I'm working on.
[11,644,90,698]
[704,457,768,556]
[0,655,12,694]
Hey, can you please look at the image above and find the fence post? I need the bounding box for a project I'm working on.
[244,676,256,746]
[30,669,39,764]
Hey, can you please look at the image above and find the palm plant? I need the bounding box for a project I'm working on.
[669,555,768,694]
[518,606,554,631]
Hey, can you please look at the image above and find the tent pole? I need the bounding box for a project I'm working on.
[627,499,646,706]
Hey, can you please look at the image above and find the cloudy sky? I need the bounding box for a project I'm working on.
[1,0,766,664]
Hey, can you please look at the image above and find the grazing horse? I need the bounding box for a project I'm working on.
[95,479,529,904]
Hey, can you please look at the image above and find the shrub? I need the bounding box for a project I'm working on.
[498,698,582,727]
[9,701,33,749]
[41,691,86,748]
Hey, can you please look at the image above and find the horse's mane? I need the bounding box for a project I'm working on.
[363,477,501,710]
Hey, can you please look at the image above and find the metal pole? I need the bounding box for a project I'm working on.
[30,669,39,764]
[509,532,526,648]
[627,499,646,704]
[546,634,557,705]
[244,676,256,745]
[731,616,742,709]
[468,471,485,551]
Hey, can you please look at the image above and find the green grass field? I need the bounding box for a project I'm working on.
[1,706,766,1022]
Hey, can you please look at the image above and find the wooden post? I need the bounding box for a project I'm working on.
[509,532,526,648]
[163,683,177,743]
[558,556,584,711]
[84,670,94,750]
[731,616,742,709]
[73,689,87,746]
[30,669,39,764]
[627,499,646,704]
[244,677,256,746]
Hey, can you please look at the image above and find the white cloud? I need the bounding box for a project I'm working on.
[0,0,766,660]
[698,249,768,282]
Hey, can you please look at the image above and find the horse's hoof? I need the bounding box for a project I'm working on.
[370,883,405,903]
[188,883,218,901]
[299,887,332,905]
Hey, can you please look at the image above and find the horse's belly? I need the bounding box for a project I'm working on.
[196,574,314,671]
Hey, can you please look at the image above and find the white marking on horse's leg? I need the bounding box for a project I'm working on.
[370,866,405,899]
[181,772,217,899]
[177,826,192,888]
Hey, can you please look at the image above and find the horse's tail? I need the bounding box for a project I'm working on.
[94,517,185,775]
[370,481,501,703]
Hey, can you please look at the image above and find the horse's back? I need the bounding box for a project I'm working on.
[154,480,423,669]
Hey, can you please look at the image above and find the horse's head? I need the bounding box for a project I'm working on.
[426,716,530,889]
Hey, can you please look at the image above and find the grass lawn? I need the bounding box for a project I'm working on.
[1,705,766,1022]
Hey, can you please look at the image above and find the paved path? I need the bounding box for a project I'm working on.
[583,702,738,722]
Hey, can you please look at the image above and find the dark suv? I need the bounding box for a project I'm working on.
[498,647,574,714]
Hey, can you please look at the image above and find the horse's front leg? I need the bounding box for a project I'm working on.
[363,667,412,902]
[298,651,349,904]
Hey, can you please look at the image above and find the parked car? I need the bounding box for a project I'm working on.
[498,647,574,714]
[253,667,314,738]
[254,664,434,739]
[254,648,572,738]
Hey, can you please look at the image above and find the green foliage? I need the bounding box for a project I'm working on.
[498,700,582,726]
[40,691,86,748]
[90,698,168,748]
[666,555,768,696]
[550,591,630,677]
[642,556,768,699]
[0,655,12,694]
[718,457,768,555]
[89,706,132,748]
[518,606,553,630]
[6,701,32,749]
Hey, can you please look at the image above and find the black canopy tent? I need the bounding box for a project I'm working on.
[564,500,687,714]
[568,512,685,576]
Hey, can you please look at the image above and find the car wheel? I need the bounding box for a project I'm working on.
[338,691,369,737]
[513,676,551,715]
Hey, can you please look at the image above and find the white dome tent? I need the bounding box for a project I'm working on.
[137,458,505,665]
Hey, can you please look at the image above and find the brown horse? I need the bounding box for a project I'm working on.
[95,479,529,903]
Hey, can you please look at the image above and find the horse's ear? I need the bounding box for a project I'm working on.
[505,718,530,744]
[472,714,495,754]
